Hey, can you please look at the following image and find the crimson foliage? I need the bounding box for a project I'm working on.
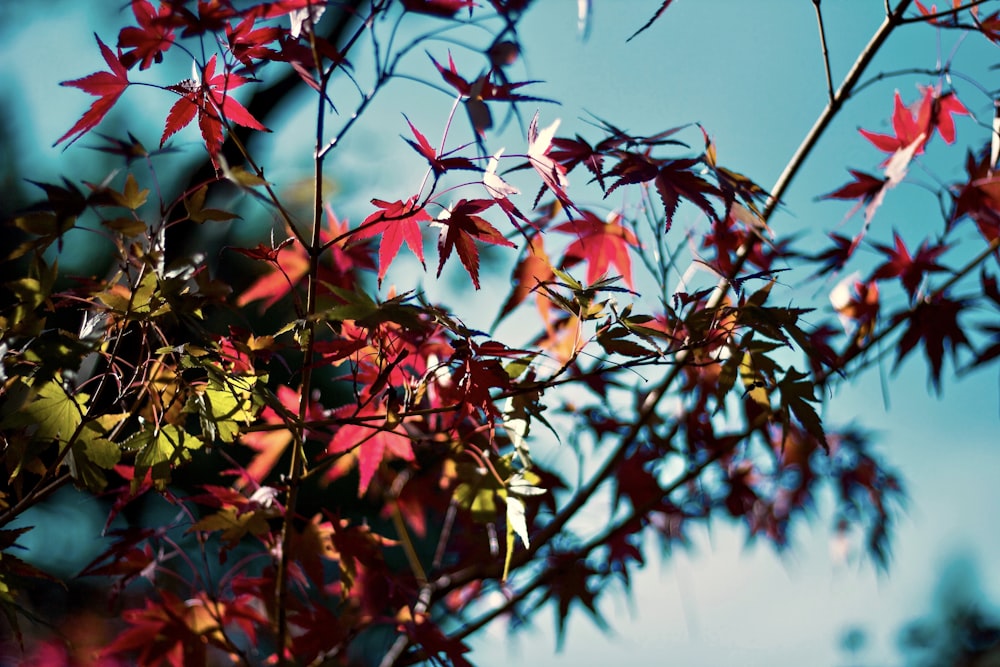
[1,1,998,665]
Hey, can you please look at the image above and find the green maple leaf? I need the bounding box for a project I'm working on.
[11,380,86,446]
[122,424,203,492]
[189,372,262,443]
[68,421,122,492]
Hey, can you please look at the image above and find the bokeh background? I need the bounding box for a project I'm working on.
[1,2,998,665]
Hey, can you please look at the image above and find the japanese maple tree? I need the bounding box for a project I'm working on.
[1,1,998,666]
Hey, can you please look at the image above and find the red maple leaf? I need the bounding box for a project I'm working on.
[894,295,971,392]
[654,158,720,228]
[914,0,962,25]
[156,0,240,37]
[401,0,477,17]
[870,231,949,299]
[553,210,639,289]
[860,87,967,159]
[216,327,276,374]
[161,54,268,164]
[821,169,888,223]
[544,551,608,645]
[604,518,646,588]
[614,447,667,512]
[402,613,474,667]
[970,272,1000,368]
[923,86,969,144]
[326,403,414,496]
[604,151,659,195]
[56,36,131,147]
[274,28,347,92]
[812,232,863,275]
[402,116,476,176]
[352,197,430,285]
[549,134,608,190]
[435,199,516,289]
[244,0,320,20]
[101,591,203,666]
[118,0,176,70]
[952,150,1000,243]
[860,90,932,155]
[228,237,295,263]
[496,232,555,323]
[629,0,678,41]
[226,15,283,68]
[236,234,309,309]
[914,0,965,26]
[429,52,547,103]
[431,53,553,137]
[975,10,1000,43]
[440,344,512,421]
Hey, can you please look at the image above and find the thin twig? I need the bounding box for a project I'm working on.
[813,0,836,102]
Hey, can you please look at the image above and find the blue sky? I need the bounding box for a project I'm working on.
[3,2,999,666]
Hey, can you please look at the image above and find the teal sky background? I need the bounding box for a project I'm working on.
[2,2,999,666]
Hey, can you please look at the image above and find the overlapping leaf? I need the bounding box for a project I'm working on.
[435,199,515,289]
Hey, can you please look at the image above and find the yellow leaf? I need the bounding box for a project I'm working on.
[111,173,149,210]
[103,216,147,236]
[185,185,239,223]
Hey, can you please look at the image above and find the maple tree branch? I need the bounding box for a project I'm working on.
[380,471,434,667]
[380,584,434,667]
[315,2,397,161]
[765,0,914,221]
[812,0,836,102]
[381,637,412,667]
[318,2,474,164]
[275,10,334,659]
